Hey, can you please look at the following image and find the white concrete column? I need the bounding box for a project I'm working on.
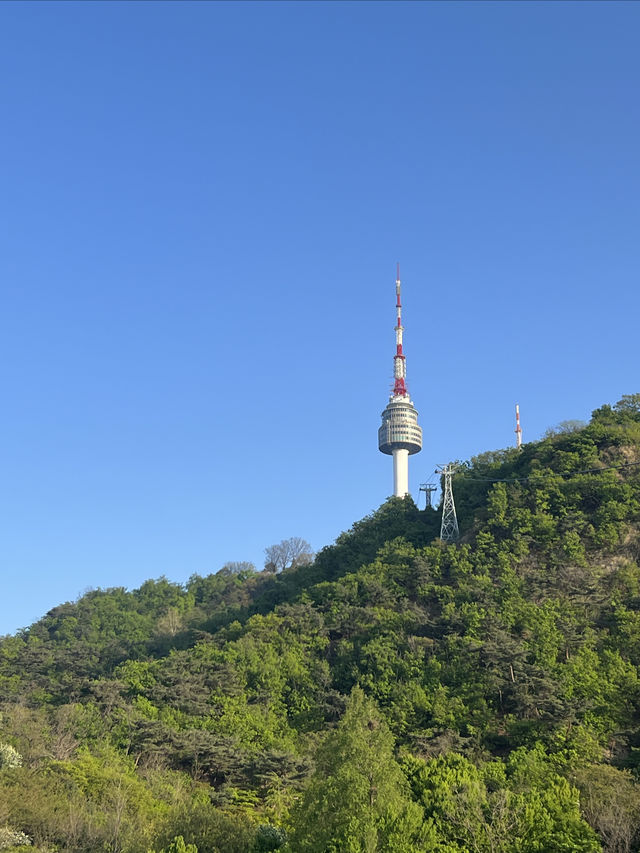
[392,448,409,497]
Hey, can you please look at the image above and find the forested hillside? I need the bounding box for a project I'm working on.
[2,395,640,852]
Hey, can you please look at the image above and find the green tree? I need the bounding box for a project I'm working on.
[405,749,601,852]
[288,687,424,852]
[149,837,198,853]
[613,394,640,415]
[253,824,287,851]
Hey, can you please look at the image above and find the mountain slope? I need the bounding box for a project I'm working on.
[1,394,640,852]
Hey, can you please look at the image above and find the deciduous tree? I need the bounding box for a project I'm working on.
[264,538,313,573]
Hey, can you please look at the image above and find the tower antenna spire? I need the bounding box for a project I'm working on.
[515,404,523,448]
[378,267,422,497]
[393,263,407,397]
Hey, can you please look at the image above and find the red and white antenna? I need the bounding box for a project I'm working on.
[393,263,408,397]
[515,403,523,448]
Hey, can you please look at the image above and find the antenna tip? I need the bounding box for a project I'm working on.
[396,262,400,281]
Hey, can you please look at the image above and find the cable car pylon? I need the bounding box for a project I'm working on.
[436,464,459,543]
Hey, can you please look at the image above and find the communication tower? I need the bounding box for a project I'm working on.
[378,266,422,497]
[515,404,523,448]
[437,464,459,542]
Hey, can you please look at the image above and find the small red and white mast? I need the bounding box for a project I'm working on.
[515,404,523,448]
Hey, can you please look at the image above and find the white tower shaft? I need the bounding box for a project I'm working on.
[393,449,409,497]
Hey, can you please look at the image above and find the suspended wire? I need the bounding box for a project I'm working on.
[450,459,640,485]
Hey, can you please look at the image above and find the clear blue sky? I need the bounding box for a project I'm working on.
[1,1,638,634]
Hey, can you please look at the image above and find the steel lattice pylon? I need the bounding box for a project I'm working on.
[437,464,459,542]
[419,482,438,509]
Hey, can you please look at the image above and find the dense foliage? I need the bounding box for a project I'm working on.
[2,395,640,851]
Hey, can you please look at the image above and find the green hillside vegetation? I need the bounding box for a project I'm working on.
[2,394,640,851]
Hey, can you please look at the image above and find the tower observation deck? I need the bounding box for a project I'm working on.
[378,266,422,497]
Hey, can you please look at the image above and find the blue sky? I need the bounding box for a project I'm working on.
[1,1,638,634]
